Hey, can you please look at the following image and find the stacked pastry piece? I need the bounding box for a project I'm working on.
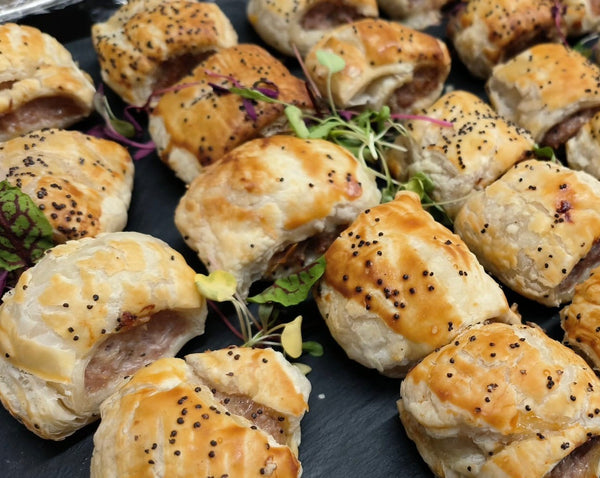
[91,347,310,478]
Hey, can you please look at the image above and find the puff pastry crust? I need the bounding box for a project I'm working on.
[447,0,563,79]
[92,0,238,106]
[565,111,600,180]
[0,231,207,440]
[0,23,95,141]
[314,191,519,378]
[0,128,134,243]
[246,0,378,57]
[304,18,451,114]
[377,0,453,29]
[486,43,600,148]
[148,44,313,183]
[90,348,309,478]
[387,90,536,218]
[175,135,381,298]
[454,159,600,307]
[562,0,600,37]
[561,266,600,370]
[398,322,600,478]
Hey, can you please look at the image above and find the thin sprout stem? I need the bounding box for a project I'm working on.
[208,300,244,340]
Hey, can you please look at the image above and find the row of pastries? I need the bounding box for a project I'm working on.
[3,0,600,476]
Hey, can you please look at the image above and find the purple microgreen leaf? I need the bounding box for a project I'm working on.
[552,0,568,47]
[0,180,54,274]
[391,113,454,128]
[243,98,258,121]
[208,82,232,95]
[338,109,357,121]
[253,79,279,99]
[204,69,242,88]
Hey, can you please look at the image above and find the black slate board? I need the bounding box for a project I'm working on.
[2,2,561,477]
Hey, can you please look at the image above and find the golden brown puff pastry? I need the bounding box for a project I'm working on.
[398,321,600,478]
[313,191,520,378]
[0,23,95,142]
[447,0,563,79]
[486,43,600,149]
[377,0,453,30]
[246,0,378,57]
[90,349,309,478]
[386,90,536,219]
[454,159,600,307]
[565,111,600,179]
[562,0,600,37]
[0,231,207,440]
[560,266,600,370]
[304,18,451,114]
[175,135,381,298]
[92,0,238,107]
[0,128,134,243]
[148,44,313,184]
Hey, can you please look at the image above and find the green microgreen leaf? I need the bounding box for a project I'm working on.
[533,145,559,162]
[230,86,274,103]
[403,172,435,199]
[0,180,54,273]
[248,256,326,306]
[285,105,310,138]
[316,50,346,74]
[94,93,136,138]
[302,340,324,357]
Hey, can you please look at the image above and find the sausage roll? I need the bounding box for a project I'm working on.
[565,111,600,180]
[561,266,600,370]
[0,23,95,141]
[398,322,600,478]
[386,90,536,218]
[246,0,378,57]
[0,231,207,440]
[91,0,238,107]
[447,0,563,79]
[486,43,600,149]
[91,347,310,478]
[148,44,313,183]
[0,128,134,243]
[562,0,600,37]
[175,135,381,298]
[377,0,453,30]
[313,191,520,378]
[304,18,451,114]
[454,159,600,307]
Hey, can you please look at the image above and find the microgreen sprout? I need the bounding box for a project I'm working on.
[89,87,156,160]
[574,33,600,64]
[0,180,55,299]
[194,257,326,364]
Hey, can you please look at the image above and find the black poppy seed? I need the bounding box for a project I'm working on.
[208,451,215,458]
